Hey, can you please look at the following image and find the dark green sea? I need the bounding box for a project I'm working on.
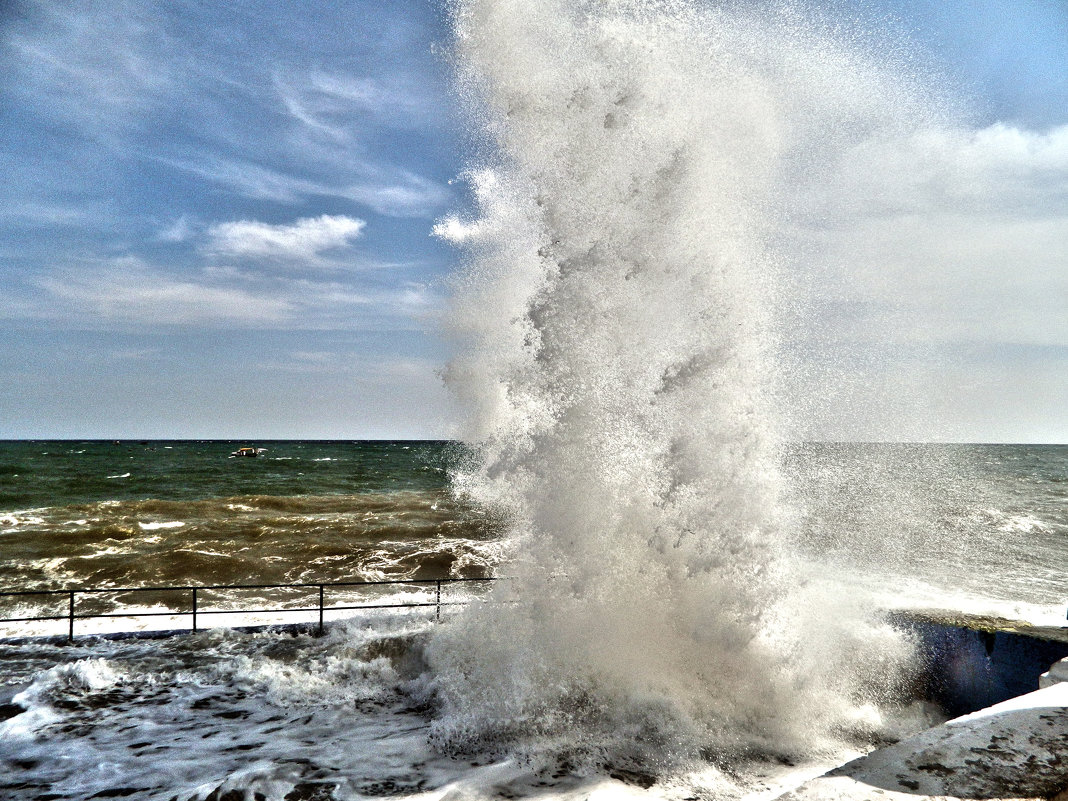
[0,440,453,510]
[1,440,1064,626]
[0,441,499,602]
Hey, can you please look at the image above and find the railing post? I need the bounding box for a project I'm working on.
[68,590,75,641]
[435,580,441,622]
[192,587,198,632]
[318,584,324,636]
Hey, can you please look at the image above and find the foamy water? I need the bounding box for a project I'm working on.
[2,614,863,801]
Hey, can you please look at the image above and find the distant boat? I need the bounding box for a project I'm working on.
[231,447,266,458]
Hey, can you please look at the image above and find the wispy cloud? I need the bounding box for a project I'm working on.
[159,153,450,217]
[4,1,177,137]
[38,258,295,326]
[0,202,96,227]
[341,172,452,217]
[273,70,443,140]
[26,249,435,331]
[3,0,453,222]
[206,215,366,262]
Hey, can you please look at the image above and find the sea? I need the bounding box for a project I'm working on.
[0,440,499,612]
[0,440,1064,800]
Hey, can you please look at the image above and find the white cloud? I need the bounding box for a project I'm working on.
[784,121,1068,331]
[814,123,1068,219]
[156,215,197,243]
[206,214,366,262]
[39,258,294,326]
[776,120,1068,440]
[28,253,438,331]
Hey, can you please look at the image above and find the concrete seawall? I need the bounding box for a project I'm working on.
[774,613,1068,800]
[779,681,1068,800]
[893,611,1068,717]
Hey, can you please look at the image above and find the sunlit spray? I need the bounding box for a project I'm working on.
[430,0,942,773]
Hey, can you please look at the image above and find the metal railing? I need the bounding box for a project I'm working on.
[0,577,496,640]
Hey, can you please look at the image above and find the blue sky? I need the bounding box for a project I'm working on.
[0,0,1065,440]
[1,0,464,438]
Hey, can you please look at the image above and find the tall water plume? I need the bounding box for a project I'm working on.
[430,0,947,773]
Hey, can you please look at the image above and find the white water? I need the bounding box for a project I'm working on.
[429,0,960,776]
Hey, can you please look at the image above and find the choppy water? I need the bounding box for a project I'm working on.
[0,441,497,597]
[786,443,1068,622]
[0,440,1065,799]
[0,440,503,644]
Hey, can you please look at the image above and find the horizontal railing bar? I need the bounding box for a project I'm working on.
[64,609,199,619]
[0,589,72,598]
[0,601,471,625]
[0,576,494,598]
[182,602,445,616]
[0,577,498,637]
[89,603,444,619]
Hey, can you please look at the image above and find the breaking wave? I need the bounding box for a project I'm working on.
[428,0,954,774]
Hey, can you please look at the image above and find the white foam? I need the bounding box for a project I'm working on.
[137,520,186,530]
[0,509,49,530]
[998,513,1050,534]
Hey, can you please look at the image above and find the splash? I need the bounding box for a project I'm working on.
[430,0,944,774]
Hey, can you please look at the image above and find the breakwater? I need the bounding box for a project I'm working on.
[895,611,1068,716]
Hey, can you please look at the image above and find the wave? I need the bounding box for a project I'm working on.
[138,520,186,531]
[0,491,505,616]
[429,0,968,777]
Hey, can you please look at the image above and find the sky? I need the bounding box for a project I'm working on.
[0,0,1065,441]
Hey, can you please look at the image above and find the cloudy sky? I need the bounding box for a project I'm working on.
[780,0,1068,444]
[0,0,1065,441]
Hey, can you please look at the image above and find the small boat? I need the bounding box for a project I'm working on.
[231,447,266,457]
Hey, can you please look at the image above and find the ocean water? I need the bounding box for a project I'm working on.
[0,440,500,633]
[0,441,1065,800]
